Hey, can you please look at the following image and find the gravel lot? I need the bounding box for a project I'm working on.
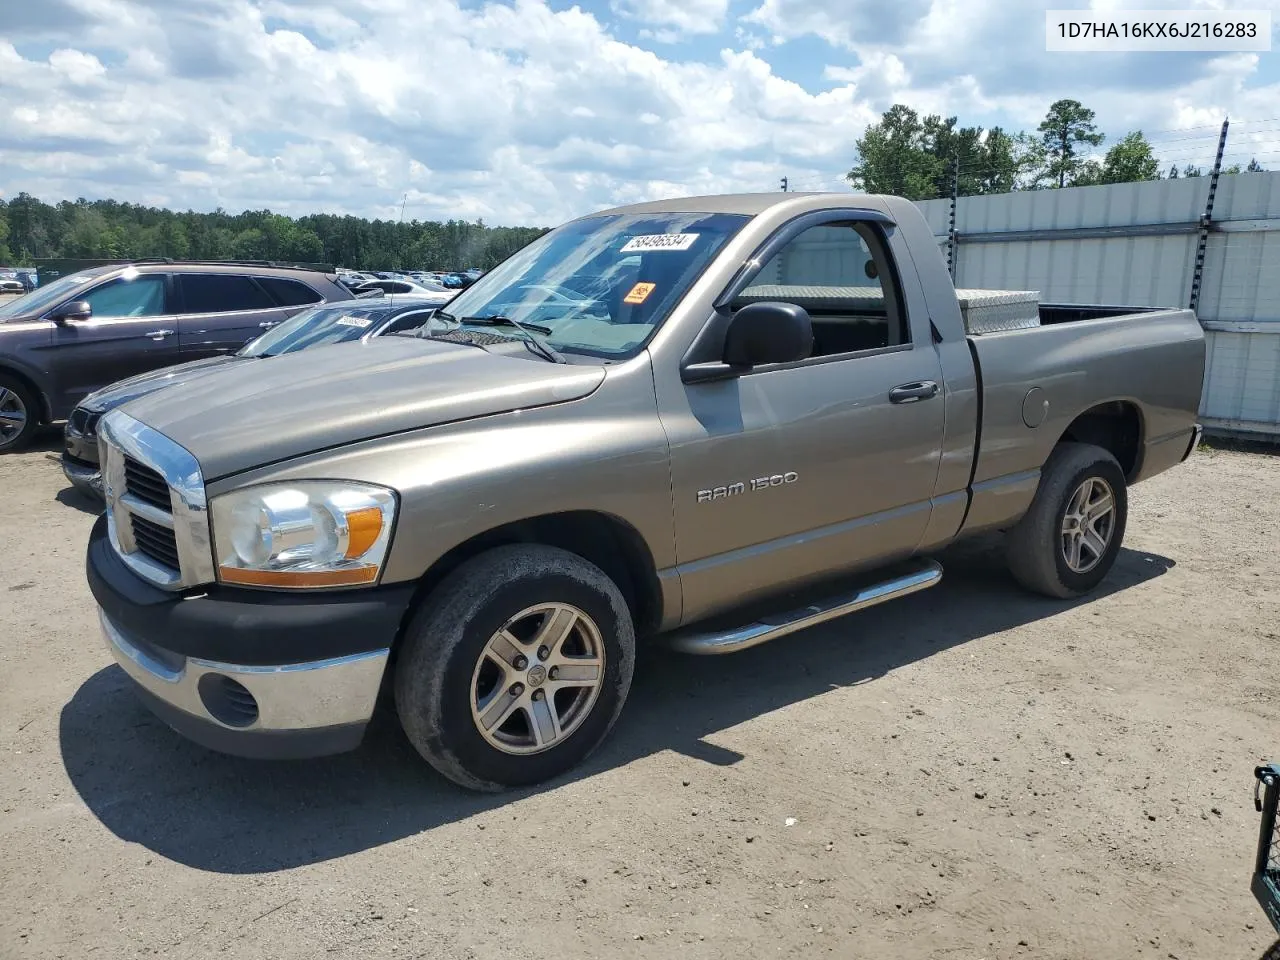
[1,431,1277,960]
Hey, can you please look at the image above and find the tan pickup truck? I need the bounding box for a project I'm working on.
[85,192,1206,791]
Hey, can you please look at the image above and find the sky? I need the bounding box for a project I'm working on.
[1,0,1278,226]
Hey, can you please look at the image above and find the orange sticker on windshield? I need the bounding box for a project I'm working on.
[624,282,656,305]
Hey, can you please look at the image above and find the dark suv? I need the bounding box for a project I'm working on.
[0,260,353,451]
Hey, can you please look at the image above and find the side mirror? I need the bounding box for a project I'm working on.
[50,300,92,324]
[681,301,813,384]
[723,301,813,367]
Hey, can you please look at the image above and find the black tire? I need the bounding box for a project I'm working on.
[394,544,636,792]
[1005,442,1128,599]
[0,374,40,453]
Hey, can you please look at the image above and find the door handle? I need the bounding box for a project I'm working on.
[145,329,175,341]
[259,321,280,329]
[888,380,939,404]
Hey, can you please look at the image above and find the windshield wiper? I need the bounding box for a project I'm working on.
[459,315,566,364]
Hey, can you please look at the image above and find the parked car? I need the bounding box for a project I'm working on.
[354,278,453,297]
[84,192,1205,791]
[0,260,354,452]
[62,296,448,497]
[0,277,24,294]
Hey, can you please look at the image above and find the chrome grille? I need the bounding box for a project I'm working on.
[123,456,172,511]
[131,514,181,569]
[98,410,215,591]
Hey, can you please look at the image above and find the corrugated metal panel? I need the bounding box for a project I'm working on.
[905,173,1280,438]
[1202,329,1280,428]
[954,233,1198,306]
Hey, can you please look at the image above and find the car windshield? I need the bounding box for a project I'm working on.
[439,211,751,359]
[240,303,400,357]
[0,271,99,320]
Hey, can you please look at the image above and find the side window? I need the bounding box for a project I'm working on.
[179,274,276,314]
[732,222,908,358]
[258,276,323,307]
[383,310,433,334]
[81,274,167,318]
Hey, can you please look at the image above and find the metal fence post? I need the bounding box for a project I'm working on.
[1189,117,1229,312]
[948,156,959,281]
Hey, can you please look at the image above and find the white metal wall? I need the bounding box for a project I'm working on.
[915,172,1280,439]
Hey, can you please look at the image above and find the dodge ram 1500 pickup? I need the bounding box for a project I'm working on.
[84,192,1206,791]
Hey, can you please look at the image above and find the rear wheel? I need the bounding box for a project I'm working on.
[1005,442,1128,599]
[0,376,40,453]
[394,544,636,791]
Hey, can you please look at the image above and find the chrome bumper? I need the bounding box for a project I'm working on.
[100,610,388,752]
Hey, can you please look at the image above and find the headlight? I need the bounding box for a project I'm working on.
[210,481,397,589]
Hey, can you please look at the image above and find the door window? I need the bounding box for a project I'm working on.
[733,222,909,358]
[81,274,167,318]
[257,276,323,306]
[179,274,276,314]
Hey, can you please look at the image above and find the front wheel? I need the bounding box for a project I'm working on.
[394,544,636,792]
[0,376,39,453]
[1005,442,1128,599]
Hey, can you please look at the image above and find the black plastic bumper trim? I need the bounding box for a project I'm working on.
[131,682,367,759]
[86,514,416,666]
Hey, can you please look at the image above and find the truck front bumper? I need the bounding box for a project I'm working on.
[85,515,415,759]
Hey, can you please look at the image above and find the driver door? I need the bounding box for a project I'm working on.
[47,272,178,414]
[657,217,946,625]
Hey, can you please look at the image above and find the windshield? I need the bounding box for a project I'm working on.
[0,271,99,320]
[240,303,400,356]
[440,211,750,359]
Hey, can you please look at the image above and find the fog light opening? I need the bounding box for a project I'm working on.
[197,674,260,728]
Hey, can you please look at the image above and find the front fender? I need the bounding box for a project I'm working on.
[202,357,677,584]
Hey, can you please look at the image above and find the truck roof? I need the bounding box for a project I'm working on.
[577,191,884,220]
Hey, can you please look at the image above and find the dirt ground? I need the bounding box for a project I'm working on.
[1,431,1277,960]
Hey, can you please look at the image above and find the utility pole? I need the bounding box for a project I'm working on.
[780,176,788,192]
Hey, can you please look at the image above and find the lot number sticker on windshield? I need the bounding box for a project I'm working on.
[623,282,656,305]
[620,233,698,253]
[336,315,373,328]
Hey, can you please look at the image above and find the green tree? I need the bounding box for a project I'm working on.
[846,104,944,200]
[1098,131,1160,184]
[0,205,11,263]
[0,193,549,271]
[156,218,191,259]
[1037,98,1105,188]
[231,228,266,259]
[1246,158,1265,172]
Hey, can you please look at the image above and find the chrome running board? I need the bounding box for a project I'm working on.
[667,559,943,655]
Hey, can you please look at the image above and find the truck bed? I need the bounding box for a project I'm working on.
[958,304,1206,537]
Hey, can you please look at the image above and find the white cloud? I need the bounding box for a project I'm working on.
[0,0,1276,224]
[0,0,879,224]
[611,0,729,37]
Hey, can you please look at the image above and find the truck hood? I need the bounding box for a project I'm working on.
[118,336,607,480]
[82,355,246,413]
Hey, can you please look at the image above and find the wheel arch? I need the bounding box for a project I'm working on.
[1054,399,1144,481]
[393,510,664,649]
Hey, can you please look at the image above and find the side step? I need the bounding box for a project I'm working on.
[666,559,943,655]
